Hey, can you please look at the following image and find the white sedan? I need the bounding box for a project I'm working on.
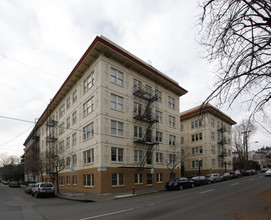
[265,169,271,177]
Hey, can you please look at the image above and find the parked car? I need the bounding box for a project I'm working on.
[265,169,271,177]
[260,168,268,173]
[205,173,222,183]
[221,173,232,181]
[32,182,55,198]
[9,181,20,188]
[165,177,195,190]
[25,183,36,194]
[190,176,210,186]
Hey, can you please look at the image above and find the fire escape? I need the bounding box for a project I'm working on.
[217,123,227,168]
[46,116,58,175]
[133,84,159,170]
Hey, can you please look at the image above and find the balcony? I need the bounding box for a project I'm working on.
[46,134,58,142]
[47,119,58,127]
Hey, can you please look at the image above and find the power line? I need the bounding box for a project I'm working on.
[0,54,64,80]
[0,115,35,124]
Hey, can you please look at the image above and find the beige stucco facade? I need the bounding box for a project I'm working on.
[25,36,187,193]
[180,104,236,177]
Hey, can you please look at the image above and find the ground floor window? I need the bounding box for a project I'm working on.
[83,174,94,187]
[72,175,77,185]
[59,176,65,186]
[112,173,124,186]
[156,173,163,183]
[134,173,143,184]
[147,174,153,185]
[66,176,70,185]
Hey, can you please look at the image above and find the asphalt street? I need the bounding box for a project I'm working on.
[1,174,270,220]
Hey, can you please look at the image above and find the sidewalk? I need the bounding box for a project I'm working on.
[55,186,166,202]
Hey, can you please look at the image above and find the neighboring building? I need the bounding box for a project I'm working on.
[180,104,236,176]
[24,125,40,182]
[248,148,271,169]
[24,36,187,193]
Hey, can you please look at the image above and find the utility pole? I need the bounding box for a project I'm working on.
[242,131,251,170]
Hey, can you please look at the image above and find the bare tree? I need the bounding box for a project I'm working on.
[166,145,182,179]
[199,0,271,125]
[232,119,256,169]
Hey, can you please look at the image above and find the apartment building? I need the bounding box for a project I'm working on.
[24,36,187,193]
[180,104,236,177]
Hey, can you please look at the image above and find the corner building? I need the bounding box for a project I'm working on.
[180,104,236,177]
[33,36,187,194]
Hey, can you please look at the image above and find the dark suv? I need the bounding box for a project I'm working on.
[32,182,55,198]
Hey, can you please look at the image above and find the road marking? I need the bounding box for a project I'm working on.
[148,202,161,206]
[231,182,239,186]
[79,208,134,220]
[199,189,214,194]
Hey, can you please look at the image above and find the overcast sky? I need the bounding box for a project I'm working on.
[0,0,269,157]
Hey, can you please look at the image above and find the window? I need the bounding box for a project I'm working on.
[111,68,123,86]
[192,133,203,142]
[147,152,152,164]
[134,173,143,184]
[72,90,77,103]
[59,177,65,186]
[168,96,175,109]
[192,146,203,155]
[145,85,152,99]
[83,97,94,116]
[59,141,64,154]
[156,131,162,142]
[111,94,123,111]
[192,160,202,168]
[112,173,124,186]
[169,116,176,128]
[66,117,70,129]
[59,104,65,118]
[191,119,202,129]
[155,89,162,102]
[169,154,176,165]
[210,118,215,127]
[211,132,215,141]
[72,175,77,185]
[66,176,70,185]
[83,174,94,187]
[134,150,143,162]
[134,102,142,115]
[134,126,143,138]
[212,159,216,167]
[83,149,94,164]
[156,110,162,122]
[83,122,94,140]
[72,111,77,124]
[66,97,71,110]
[111,147,123,162]
[133,79,142,91]
[59,122,65,135]
[111,120,123,136]
[169,135,176,146]
[156,152,163,163]
[180,124,184,131]
[72,132,77,145]
[147,174,153,185]
[72,154,77,165]
[83,71,94,93]
[181,137,184,144]
[66,157,71,167]
[211,146,216,154]
[156,173,163,183]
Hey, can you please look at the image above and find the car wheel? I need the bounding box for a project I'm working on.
[179,185,183,190]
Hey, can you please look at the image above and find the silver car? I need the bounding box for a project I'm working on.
[205,173,222,183]
[32,182,55,198]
